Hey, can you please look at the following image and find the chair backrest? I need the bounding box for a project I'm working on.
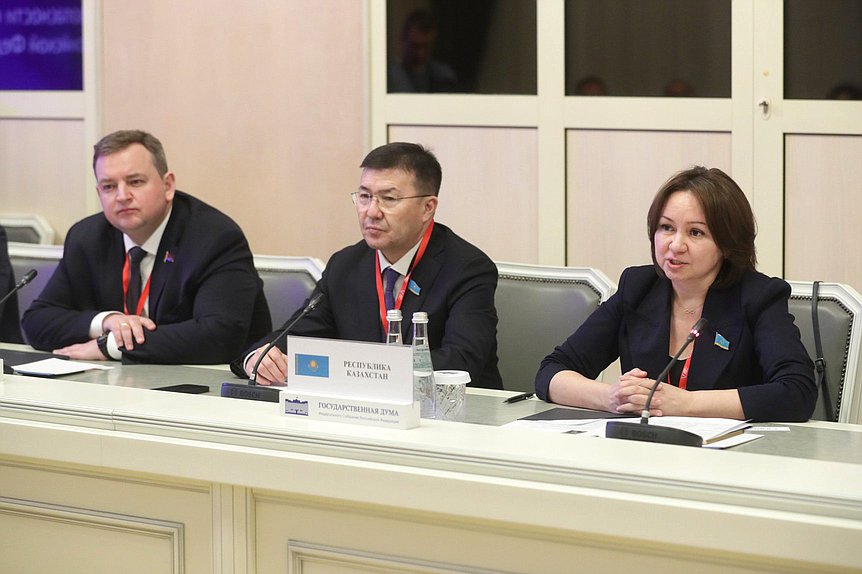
[495,261,616,392]
[254,255,324,328]
[1,215,55,245]
[8,247,323,343]
[7,244,64,332]
[787,280,862,424]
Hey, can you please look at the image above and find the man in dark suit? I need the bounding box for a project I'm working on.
[233,142,502,389]
[0,225,24,343]
[22,130,270,364]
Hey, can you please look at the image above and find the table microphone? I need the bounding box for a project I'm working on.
[605,317,708,447]
[0,269,38,309]
[221,292,324,402]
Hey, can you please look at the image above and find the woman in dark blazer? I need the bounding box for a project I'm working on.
[535,167,816,422]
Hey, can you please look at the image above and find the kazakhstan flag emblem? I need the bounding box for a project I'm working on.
[295,354,330,378]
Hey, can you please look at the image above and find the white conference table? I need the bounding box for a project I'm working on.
[6,345,857,464]
[1,346,861,573]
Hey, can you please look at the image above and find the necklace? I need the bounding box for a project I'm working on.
[674,299,703,316]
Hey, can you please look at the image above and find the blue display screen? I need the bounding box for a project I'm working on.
[0,0,83,90]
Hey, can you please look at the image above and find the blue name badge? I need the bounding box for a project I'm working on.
[295,354,330,378]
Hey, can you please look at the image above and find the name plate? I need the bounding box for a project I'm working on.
[280,336,418,429]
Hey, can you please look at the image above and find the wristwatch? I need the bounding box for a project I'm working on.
[96,333,110,359]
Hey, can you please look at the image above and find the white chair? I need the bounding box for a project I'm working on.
[1,214,55,245]
[254,255,324,328]
[494,261,616,392]
[787,280,862,424]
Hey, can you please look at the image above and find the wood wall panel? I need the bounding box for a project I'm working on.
[566,129,732,282]
[101,0,366,262]
[0,119,89,243]
[253,493,776,574]
[1,499,182,574]
[388,125,538,264]
[785,134,862,291]
[0,461,215,573]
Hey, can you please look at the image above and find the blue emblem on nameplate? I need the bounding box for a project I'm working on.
[714,332,730,351]
[408,279,421,296]
[295,354,330,377]
[284,397,309,416]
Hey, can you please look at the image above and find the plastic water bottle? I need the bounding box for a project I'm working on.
[386,309,403,345]
[411,312,436,417]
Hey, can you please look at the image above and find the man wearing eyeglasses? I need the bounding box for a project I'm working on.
[232,142,502,389]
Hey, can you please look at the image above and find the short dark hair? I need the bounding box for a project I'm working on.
[647,166,757,289]
[360,142,442,196]
[575,75,607,95]
[827,82,862,100]
[93,130,169,177]
[401,9,437,39]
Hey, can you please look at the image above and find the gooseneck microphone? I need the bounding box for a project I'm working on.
[221,292,324,402]
[249,292,324,385]
[0,269,38,309]
[605,317,708,447]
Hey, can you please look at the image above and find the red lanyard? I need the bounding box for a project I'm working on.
[673,350,694,390]
[122,250,152,316]
[376,220,434,332]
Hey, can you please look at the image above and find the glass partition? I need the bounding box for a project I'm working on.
[386,0,537,95]
[784,0,862,100]
[565,0,731,97]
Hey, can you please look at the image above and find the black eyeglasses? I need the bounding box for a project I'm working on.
[350,191,431,213]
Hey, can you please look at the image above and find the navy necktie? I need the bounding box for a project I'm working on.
[383,267,400,310]
[126,246,146,315]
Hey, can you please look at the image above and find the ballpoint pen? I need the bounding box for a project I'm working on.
[503,391,534,404]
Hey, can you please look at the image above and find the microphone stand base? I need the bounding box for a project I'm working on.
[220,382,282,403]
[605,420,703,447]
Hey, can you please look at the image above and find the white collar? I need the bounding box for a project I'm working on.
[377,238,422,276]
[123,205,173,255]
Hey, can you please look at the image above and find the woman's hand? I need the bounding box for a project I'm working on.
[609,368,663,414]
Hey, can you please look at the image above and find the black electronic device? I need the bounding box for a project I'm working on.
[154,384,210,394]
[220,382,283,402]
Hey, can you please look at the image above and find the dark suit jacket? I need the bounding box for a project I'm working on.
[535,265,817,422]
[22,191,271,364]
[232,222,503,389]
[0,226,23,343]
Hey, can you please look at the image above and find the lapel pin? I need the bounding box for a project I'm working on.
[163,251,175,263]
[408,279,421,296]
[714,332,730,351]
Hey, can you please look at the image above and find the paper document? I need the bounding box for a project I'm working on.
[633,417,751,444]
[504,414,761,448]
[704,432,762,449]
[12,358,113,376]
